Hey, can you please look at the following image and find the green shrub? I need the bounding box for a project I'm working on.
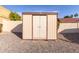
[57,19,60,29]
[9,12,21,21]
[0,24,2,32]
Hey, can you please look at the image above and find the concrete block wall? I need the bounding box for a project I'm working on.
[2,20,22,32]
[58,23,79,33]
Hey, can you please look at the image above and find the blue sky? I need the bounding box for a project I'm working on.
[3,5,79,18]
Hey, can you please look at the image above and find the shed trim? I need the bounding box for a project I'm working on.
[22,12,58,15]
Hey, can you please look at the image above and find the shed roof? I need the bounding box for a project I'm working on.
[22,12,58,15]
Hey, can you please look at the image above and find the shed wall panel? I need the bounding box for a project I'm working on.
[48,15,57,39]
[23,15,32,39]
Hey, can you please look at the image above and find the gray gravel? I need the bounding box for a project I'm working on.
[0,32,79,53]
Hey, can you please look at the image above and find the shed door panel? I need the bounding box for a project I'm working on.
[33,16,40,39]
[33,15,46,39]
[39,16,46,39]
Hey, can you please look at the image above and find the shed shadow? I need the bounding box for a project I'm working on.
[59,28,79,44]
[11,24,22,39]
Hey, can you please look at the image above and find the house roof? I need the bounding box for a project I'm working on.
[59,18,79,23]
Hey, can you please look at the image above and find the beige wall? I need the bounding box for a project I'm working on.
[0,17,10,24]
[58,23,79,33]
[0,6,11,18]
[3,20,22,32]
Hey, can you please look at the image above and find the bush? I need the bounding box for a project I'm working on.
[0,24,2,32]
[9,12,21,21]
[57,19,60,29]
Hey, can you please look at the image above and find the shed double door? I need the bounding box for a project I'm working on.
[33,15,47,39]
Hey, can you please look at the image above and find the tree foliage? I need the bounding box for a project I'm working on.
[57,19,60,29]
[64,16,71,18]
[64,13,79,18]
[74,13,78,18]
[9,12,21,21]
[70,14,73,18]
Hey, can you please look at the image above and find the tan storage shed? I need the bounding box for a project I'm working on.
[22,12,57,40]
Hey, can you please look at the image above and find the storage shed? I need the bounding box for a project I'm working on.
[23,12,57,40]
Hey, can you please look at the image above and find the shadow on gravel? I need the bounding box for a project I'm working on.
[12,32,22,39]
[59,28,79,44]
[11,24,22,39]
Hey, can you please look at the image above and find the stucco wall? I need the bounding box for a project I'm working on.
[58,23,79,33]
[2,20,22,32]
[0,6,11,18]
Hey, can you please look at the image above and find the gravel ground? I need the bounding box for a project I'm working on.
[0,32,79,53]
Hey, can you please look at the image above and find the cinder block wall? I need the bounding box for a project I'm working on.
[58,23,79,33]
[2,20,22,32]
